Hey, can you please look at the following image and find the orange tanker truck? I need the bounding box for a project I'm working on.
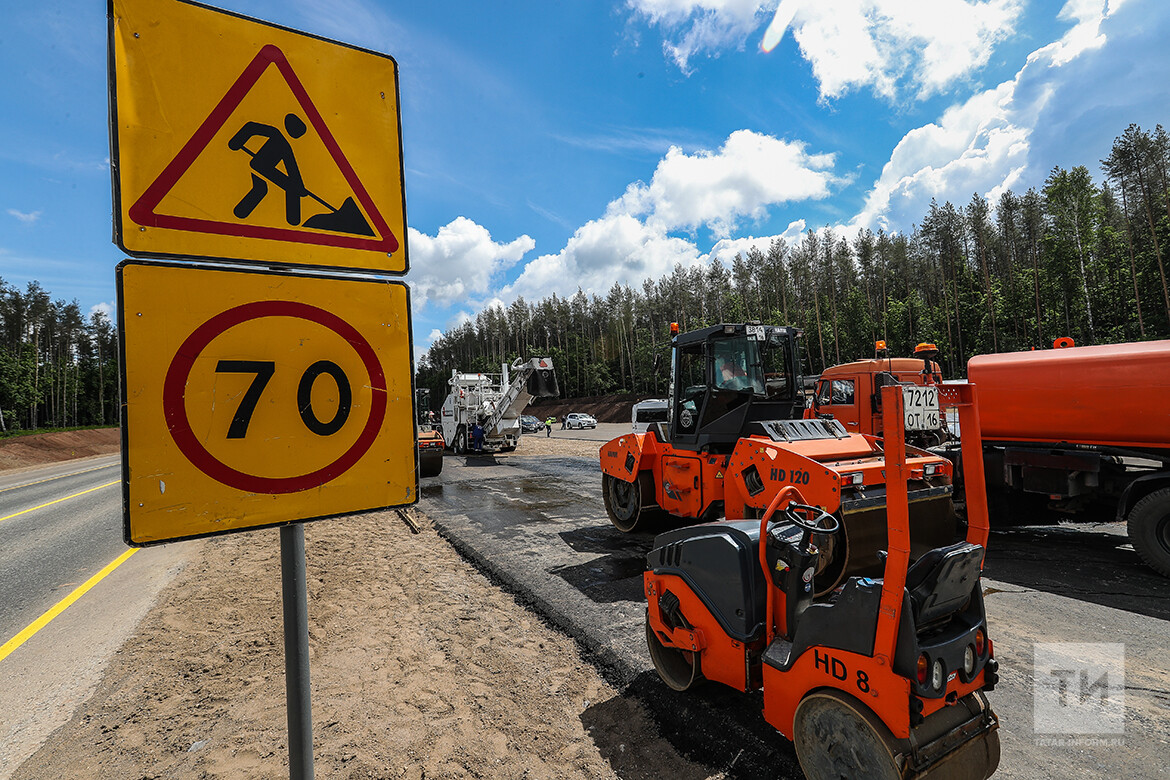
[963,338,1170,578]
[810,338,1170,579]
[805,341,950,449]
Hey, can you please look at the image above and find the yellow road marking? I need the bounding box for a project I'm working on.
[0,548,139,664]
[0,480,119,525]
[0,461,119,495]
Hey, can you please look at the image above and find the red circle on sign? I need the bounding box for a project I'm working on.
[162,301,387,494]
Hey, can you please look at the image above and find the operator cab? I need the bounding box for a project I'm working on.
[668,323,803,453]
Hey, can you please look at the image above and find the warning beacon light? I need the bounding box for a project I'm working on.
[915,342,939,358]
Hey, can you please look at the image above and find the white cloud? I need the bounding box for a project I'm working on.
[1035,0,1123,65]
[6,209,42,224]
[850,0,1126,232]
[501,128,840,302]
[503,212,705,302]
[761,0,1022,100]
[707,220,806,262]
[407,217,535,308]
[89,302,114,321]
[852,82,1028,230]
[419,128,840,309]
[630,0,1020,97]
[627,0,770,70]
[611,129,841,238]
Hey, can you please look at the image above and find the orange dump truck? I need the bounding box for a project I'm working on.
[965,339,1170,577]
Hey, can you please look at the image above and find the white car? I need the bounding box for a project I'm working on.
[565,412,597,429]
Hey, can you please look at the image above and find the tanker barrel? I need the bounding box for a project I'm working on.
[968,339,1170,450]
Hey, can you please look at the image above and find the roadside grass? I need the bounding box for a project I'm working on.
[0,425,118,441]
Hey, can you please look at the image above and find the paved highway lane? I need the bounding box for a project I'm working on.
[421,438,1170,780]
[0,456,190,779]
[0,457,125,644]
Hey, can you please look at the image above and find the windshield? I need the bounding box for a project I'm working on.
[712,331,791,398]
[634,406,668,423]
[713,338,763,393]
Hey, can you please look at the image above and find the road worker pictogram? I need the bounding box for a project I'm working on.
[226,112,374,237]
[110,0,406,272]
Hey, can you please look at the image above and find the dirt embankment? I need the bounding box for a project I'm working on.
[530,394,662,424]
[11,509,714,780]
[0,429,121,471]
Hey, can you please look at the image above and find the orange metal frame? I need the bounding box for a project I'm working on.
[600,431,731,520]
[645,572,758,692]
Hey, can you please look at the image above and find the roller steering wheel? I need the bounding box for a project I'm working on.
[782,502,841,555]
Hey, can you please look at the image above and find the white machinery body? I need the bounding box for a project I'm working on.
[440,357,557,452]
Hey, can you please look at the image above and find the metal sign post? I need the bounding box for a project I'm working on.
[108,2,413,777]
[280,523,314,780]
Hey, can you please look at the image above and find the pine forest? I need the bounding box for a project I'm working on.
[3,124,1170,431]
[418,124,1170,402]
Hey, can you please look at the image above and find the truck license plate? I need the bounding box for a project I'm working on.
[902,386,940,431]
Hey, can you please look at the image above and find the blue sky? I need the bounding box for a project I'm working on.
[1,0,1167,361]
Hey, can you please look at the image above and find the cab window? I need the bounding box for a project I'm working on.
[713,338,764,394]
[817,378,855,406]
[760,331,791,398]
[675,343,706,430]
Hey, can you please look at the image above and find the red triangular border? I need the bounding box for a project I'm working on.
[128,44,399,255]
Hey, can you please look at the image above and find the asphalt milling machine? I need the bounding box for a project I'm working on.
[599,323,1001,779]
[439,357,559,453]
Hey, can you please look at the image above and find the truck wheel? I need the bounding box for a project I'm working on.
[1128,487,1170,578]
[453,426,467,455]
[603,473,656,533]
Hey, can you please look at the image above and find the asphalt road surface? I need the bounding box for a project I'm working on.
[0,457,124,643]
[421,423,1170,780]
[0,456,188,777]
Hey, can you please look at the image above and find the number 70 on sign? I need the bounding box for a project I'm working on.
[118,260,417,546]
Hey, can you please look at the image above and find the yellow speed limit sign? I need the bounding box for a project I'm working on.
[109,0,406,273]
[118,260,416,545]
